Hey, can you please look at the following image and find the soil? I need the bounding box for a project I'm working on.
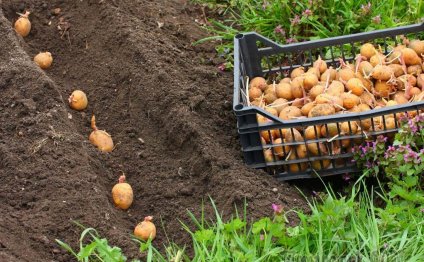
[0,0,309,261]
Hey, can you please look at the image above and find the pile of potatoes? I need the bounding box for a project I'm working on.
[248,38,424,173]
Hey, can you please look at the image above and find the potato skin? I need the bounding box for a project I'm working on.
[308,104,335,118]
[279,106,302,121]
[15,16,31,37]
[276,82,293,100]
[69,90,88,111]
[89,130,114,152]
[250,77,268,91]
[360,43,376,59]
[284,128,303,143]
[372,65,393,81]
[34,52,53,69]
[112,182,133,210]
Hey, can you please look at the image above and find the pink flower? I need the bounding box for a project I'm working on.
[262,0,270,10]
[286,38,296,44]
[372,15,381,24]
[302,9,312,17]
[217,63,226,72]
[260,234,265,241]
[361,2,372,15]
[290,15,301,26]
[272,203,283,215]
[274,25,285,36]
[408,119,418,133]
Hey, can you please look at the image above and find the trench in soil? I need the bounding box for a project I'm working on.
[0,0,314,261]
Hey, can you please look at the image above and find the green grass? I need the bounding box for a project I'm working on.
[167,183,424,261]
[57,180,424,261]
[192,0,424,69]
[56,223,129,262]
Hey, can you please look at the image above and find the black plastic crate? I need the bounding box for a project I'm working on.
[233,23,424,181]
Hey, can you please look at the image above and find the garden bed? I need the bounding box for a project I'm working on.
[0,0,309,261]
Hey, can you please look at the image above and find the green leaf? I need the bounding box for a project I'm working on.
[404,176,418,188]
[252,217,271,234]
[399,165,408,174]
[269,222,284,238]
[286,226,300,237]
[406,168,416,177]
[94,237,127,261]
[224,218,246,232]
[77,241,98,259]
[194,229,215,242]
[139,241,150,252]
[393,140,402,146]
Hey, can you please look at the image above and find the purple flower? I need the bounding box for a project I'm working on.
[384,146,396,159]
[409,119,418,133]
[274,25,285,36]
[312,190,318,196]
[376,135,387,143]
[372,15,381,24]
[290,15,301,26]
[365,161,373,168]
[397,146,407,153]
[361,2,372,15]
[403,150,420,164]
[302,9,313,17]
[272,203,283,215]
[398,114,408,123]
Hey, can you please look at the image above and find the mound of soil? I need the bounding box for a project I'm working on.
[0,0,307,260]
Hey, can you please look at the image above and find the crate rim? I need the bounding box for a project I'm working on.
[233,22,424,61]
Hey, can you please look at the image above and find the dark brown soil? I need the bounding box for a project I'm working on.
[0,0,308,261]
